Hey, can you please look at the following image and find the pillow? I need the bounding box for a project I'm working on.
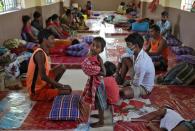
[166,35,182,46]
[49,95,81,120]
[176,55,195,65]
[132,22,149,32]
[171,46,194,55]
[82,36,94,44]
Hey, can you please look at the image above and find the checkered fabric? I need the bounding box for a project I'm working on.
[82,36,94,44]
[171,46,194,55]
[166,35,182,46]
[81,56,101,107]
[66,43,89,57]
[176,55,195,65]
[49,95,81,120]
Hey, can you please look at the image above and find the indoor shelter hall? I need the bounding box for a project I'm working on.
[0,0,195,131]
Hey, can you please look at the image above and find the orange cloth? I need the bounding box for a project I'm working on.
[26,48,59,101]
[53,39,71,46]
[150,37,168,63]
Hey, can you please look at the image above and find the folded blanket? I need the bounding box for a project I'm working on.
[176,55,195,65]
[166,35,182,46]
[171,46,194,55]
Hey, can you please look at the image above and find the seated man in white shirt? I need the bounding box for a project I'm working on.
[156,11,171,38]
[120,33,155,99]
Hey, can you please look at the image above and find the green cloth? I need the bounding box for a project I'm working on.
[0,1,4,12]
[60,15,67,24]
[191,8,195,13]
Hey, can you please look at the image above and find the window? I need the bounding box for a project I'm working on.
[181,0,194,11]
[46,0,54,4]
[0,0,21,12]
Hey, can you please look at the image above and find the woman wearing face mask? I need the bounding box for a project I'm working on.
[117,33,155,99]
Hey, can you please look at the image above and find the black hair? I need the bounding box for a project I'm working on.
[150,24,161,33]
[22,15,31,25]
[46,17,52,25]
[51,14,59,21]
[120,2,125,6]
[119,90,125,99]
[93,37,106,52]
[150,19,154,25]
[104,61,116,76]
[33,11,41,19]
[87,1,91,4]
[125,33,144,49]
[71,39,80,45]
[126,8,134,14]
[66,9,71,16]
[161,11,168,17]
[79,15,84,20]
[38,29,54,43]
[143,18,150,22]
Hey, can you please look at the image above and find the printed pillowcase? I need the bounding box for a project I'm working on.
[49,95,81,120]
[166,35,182,46]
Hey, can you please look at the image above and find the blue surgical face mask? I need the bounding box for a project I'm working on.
[126,48,134,56]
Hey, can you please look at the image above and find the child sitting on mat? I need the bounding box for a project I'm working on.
[103,61,120,104]
[78,15,89,30]
[146,106,195,131]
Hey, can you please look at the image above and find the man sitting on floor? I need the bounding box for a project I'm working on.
[118,33,155,99]
[146,25,169,71]
[156,11,171,38]
[26,29,72,101]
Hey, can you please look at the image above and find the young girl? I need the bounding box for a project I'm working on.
[78,15,89,30]
[90,61,120,127]
[103,61,120,104]
[22,15,38,42]
[51,14,69,39]
[146,106,195,131]
[117,2,126,15]
[79,37,106,127]
[86,1,92,17]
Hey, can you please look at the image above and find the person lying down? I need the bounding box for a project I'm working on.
[145,106,195,131]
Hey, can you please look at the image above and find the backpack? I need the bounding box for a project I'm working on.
[158,62,195,85]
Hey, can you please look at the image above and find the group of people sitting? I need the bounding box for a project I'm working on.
[117,1,140,17]
[21,3,91,43]
[23,2,195,129]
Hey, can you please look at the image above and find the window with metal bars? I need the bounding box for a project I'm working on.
[0,0,21,12]
[181,0,194,11]
[46,0,54,4]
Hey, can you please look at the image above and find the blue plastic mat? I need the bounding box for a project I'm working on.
[0,91,35,129]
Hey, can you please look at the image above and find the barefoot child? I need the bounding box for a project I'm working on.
[79,37,106,126]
